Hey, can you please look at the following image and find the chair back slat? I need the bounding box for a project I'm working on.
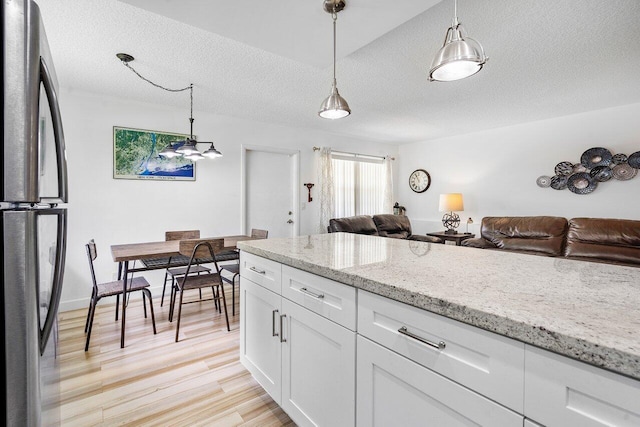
[85,239,99,291]
[251,229,269,239]
[179,238,224,259]
[166,230,200,241]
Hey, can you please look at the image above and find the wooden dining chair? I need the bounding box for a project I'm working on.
[220,229,268,315]
[169,238,230,342]
[84,239,156,351]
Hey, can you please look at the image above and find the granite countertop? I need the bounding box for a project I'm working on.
[238,233,640,380]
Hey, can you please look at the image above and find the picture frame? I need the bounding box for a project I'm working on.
[113,126,196,181]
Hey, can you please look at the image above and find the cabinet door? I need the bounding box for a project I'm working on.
[281,298,356,427]
[525,345,640,427]
[240,278,282,404]
[357,336,523,427]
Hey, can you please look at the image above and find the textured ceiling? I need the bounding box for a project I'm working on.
[36,0,640,144]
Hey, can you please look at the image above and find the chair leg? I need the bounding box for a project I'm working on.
[169,279,179,322]
[115,293,120,321]
[85,298,98,351]
[142,288,157,334]
[219,284,230,332]
[85,289,96,332]
[142,291,148,318]
[160,270,170,307]
[232,273,239,316]
[175,289,185,342]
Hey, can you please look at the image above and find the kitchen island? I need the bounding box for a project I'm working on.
[238,233,640,426]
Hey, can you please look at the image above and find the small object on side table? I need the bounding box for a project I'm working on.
[427,231,475,246]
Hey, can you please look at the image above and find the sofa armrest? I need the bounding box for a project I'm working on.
[461,238,498,249]
[408,235,443,244]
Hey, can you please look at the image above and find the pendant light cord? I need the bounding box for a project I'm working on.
[332,12,337,85]
[122,60,191,93]
[121,60,195,138]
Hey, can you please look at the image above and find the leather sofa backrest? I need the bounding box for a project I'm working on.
[328,215,378,235]
[372,214,412,239]
[565,218,640,266]
[481,216,568,256]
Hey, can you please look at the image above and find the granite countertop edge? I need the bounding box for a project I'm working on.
[238,242,640,380]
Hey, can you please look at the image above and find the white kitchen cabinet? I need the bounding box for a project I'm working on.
[524,419,545,427]
[524,345,640,427]
[239,278,282,403]
[240,253,357,427]
[357,336,523,427]
[281,298,356,426]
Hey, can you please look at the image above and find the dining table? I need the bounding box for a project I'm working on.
[110,235,256,347]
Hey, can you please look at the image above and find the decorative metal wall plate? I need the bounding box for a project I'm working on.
[612,153,628,165]
[580,147,612,169]
[550,175,568,190]
[536,176,551,187]
[612,164,637,180]
[554,161,574,176]
[567,172,597,194]
[628,151,640,169]
[538,147,638,194]
[589,166,613,182]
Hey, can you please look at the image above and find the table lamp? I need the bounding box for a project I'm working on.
[439,193,464,234]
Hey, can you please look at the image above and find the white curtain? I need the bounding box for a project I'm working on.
[382,156,394,214]
[318,147,334,233]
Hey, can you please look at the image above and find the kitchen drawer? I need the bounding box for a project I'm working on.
[524,345,640,427]
[239,251,281,294]
[358,290,525,412]
[357,336,523,427]
[281,265,356,330]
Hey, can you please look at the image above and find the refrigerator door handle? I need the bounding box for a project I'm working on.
[40,58,68,204]
[39,209,67,355]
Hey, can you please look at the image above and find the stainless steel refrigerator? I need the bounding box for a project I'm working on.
[2,0,68,425]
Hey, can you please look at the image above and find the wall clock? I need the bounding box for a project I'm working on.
[409,169,431,193]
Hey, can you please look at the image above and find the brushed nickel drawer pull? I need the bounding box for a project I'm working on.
[280,314,287,343]
[249,266,266,275]
[300,287,325,299]
[398,326,446,350]
[272,309,279,337]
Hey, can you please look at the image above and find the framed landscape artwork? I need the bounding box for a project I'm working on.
[113,126,196,181]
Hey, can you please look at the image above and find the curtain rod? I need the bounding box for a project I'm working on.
[312,146,395,161]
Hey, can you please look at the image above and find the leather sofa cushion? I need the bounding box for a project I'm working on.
[461,237,498,249]
[329,215,378,235]
[565,218,640,266]
[372,214,412,239]
[480,216,568,256]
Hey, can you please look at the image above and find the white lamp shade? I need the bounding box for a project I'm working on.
[439,193,464,212]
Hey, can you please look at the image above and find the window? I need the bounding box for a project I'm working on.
[332,153,387,217]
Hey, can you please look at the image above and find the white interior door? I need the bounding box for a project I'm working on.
[245,149,297,238]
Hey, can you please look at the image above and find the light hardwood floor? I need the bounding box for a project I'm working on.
[54,286,294,426]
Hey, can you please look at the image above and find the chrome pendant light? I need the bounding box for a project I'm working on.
[429,0,487,82]
[318,0,351,119]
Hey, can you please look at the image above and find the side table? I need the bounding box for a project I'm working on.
[426,231,475,246]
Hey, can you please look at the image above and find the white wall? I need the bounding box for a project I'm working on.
[59,89,398,311]
[397,103,640,236]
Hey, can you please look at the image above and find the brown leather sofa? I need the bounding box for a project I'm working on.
[329,214,442,243]
[462,216,640,267]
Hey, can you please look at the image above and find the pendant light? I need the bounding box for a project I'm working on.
[318,0,351,119]
[429,0,487,82]
[117,53,223,160]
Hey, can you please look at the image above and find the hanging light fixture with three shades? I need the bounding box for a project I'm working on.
[117,53,222,162]
[318,0,351,119]
[429,0,487,82]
